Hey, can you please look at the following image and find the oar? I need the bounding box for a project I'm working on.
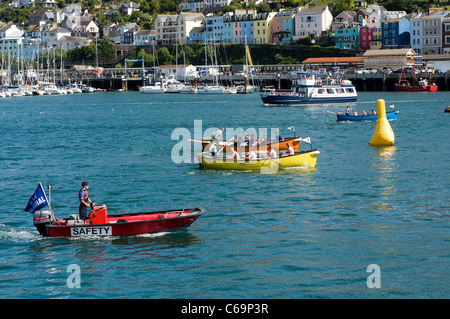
[217,137,234,155]
[327,111,338,114]
[188,139,205,143]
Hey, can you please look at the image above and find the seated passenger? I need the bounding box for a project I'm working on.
[265,146,278,159]
[245,149,257,160]
[286,143,295,156]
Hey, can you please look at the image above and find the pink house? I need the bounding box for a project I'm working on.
[331,11,356,30]
[271,10,295,45]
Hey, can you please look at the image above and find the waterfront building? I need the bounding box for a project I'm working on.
[333,22,360,50]
[410,14,425,55]
[363,48,416,69]
[155,13,205,45]
[381,17,411,49]
[293,6,333,40]
[0,24,25,59]
[422,10,450,54]
[188,26,206,44]
[359,25,373,51]
[442,18,450,54]
[205,15,224,43]
[45,27,71,48]
[134,30,156,46]
[331,11,356,31]
[370,25,382,50]
[223,9,275,44]
[271,10,295,45]
[58,35,92,51]
[179,0,232,12]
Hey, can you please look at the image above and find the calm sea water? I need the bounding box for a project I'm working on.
[0,90,449,299]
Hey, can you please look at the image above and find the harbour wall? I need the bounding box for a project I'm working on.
[85,72,450,92]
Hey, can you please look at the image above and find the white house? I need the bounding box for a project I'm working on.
[0,24,25,58]
[410,14,425,55]
[46,27,71,48]
[179,0,232,12]
[58,36,92,51]
[293,6,333,40]
[119,23,139,44]
[61,16,99,38]
[155,13,205,45]
[134,30,155,46]
[39,0,57,8]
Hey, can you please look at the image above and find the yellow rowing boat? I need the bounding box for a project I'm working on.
[199,150,320,171]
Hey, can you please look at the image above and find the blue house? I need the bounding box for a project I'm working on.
[381,17,411,48]
[187,26,205,44]
[333,22,361,50]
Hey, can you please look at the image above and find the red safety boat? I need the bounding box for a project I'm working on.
[33,206,204,238]
[27,183,203,238]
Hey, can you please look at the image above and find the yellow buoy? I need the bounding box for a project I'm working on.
[369,99,395,146]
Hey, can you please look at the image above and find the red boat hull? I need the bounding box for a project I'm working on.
[395,84,438,92]
[41,207,203,238]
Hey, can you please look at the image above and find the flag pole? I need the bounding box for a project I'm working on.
[46,184,55,221]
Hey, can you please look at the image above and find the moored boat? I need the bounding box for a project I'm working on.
[394,79,437,92]
[336,110,399,121]
[261,74,357,106]
[139,83,165,94]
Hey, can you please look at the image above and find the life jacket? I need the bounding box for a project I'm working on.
[78,188,88,202]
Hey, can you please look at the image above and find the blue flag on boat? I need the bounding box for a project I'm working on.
[24,184,48,214]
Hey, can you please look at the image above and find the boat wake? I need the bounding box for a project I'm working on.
[0,224,39,242]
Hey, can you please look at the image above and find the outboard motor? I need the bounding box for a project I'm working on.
[33,210,53,236]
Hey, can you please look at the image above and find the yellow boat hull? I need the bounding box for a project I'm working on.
[201,150,319,171]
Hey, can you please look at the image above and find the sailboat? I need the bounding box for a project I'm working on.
[93,36,104,75]
[179,51,197,94]
[139,40,165,94]
[237,36,258,94]
[197,38,235,94]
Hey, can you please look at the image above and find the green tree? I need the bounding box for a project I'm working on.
[109,11,121,24]
[156,47,173,65]
[256,3,271,13]
[98,38,116,61]
[331,0,355,16]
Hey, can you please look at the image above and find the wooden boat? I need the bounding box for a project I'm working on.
[33,206,204,238]
[337,110,399,121]
[197,136,301,153]
[199,150,319,171]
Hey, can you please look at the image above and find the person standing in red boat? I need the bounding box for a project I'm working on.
[78,181,94,220]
